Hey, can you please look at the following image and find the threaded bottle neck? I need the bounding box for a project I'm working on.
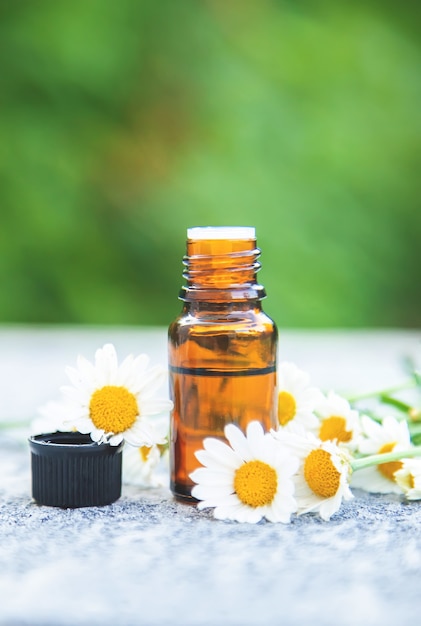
[179,227,266,302]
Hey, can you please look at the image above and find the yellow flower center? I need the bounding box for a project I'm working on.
[234,460,278,508]
[304,448,341,498]
[319,416,352,443]
[377,442,403,481]
[399,471,415,491]
[139,446,151,462]
[278,391,297,426]
[89,385,138,434]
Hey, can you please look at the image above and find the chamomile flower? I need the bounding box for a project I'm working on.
[315,391,361,449]
[123,415,169,487]
[123,443,168,488]
[394,459,421,500]
[276,362,322,431]
[351,415,411,494]
[273,429,353,521]
[190,421,299,524]
[59,343,173,446]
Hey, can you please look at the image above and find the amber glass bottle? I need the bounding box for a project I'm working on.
[168,226,278,501]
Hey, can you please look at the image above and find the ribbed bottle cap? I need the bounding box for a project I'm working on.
[29,432,123,508]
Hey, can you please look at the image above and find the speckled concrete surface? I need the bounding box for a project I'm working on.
[1,436,421,626]
[1,327,420,625]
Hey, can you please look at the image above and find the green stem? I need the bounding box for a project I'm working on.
[379,394,412,413]
[347,380,417,403]
[409,423,421,436]
[351,446,421,472]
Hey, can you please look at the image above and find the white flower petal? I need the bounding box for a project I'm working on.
[192,484,235,501]
[196,493,240,510]
[65,366,85,390]
[355,415,411,493]
[76,354,97,383]
[109,433,124,446]
[73,417,95,434]
[96,344,120,385]
[245,421,266,457]
[211,502,243,519]
[318,494,342,521]
[132,366,165,397]
[395,459,421,500]
[60,385,87,405]
[202,437,242,468]
[265,496,296,523]
[351,466,403,494]
[124,420,166,447]
[132,353,150,374]
[90,428,104,442]
[139,397,173,416]
[189,468,233,487]
[224,424,253,461]
[194,448,239,471]
[115,354,134,386]
[235,506,263,524]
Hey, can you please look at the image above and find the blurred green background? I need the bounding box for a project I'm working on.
[0,0,420,328]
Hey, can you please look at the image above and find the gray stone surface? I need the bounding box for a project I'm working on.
[2,437,421,626]
[1,327,421,625]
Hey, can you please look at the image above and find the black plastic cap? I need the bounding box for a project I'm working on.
[29,432,123,508]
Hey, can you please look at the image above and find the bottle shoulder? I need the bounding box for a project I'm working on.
[168,308,277,368]
[168,308,277,343]
[169,307,276,328]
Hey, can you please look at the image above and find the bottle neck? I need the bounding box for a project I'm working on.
[182,300,263,314]
[180,236,266,303]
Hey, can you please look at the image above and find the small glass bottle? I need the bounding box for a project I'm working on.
[168,226,278,501]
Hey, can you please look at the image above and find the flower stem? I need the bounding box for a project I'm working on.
[347,380,417,403]
[351,446,421,472]
[378,394,412,413]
